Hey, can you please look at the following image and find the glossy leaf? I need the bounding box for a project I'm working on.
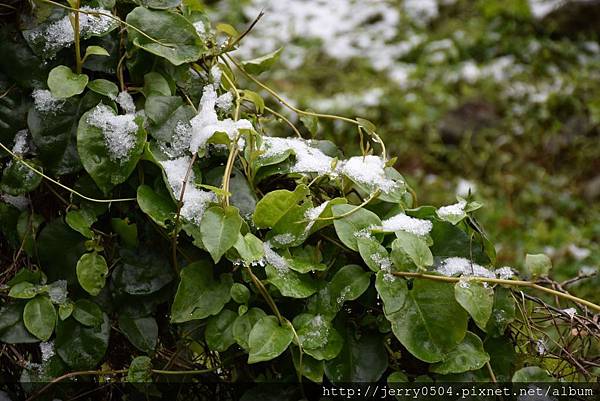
[430,332,490,374]
[23,295,56,341]
[47,66,89,99]
[72,299,104,327]
[454,280,494,331]
[332,205,381,251]
[76,252,108,296]
[324,328,388,383]
[55,313,110,369]
[126,7,205,66]
[119,315,158,353]
[205,309,237,352]
[77,105,146,193]
[171,261,233,323]
[247,316,294,364]
[377,277,468,363]
[200,206,243,263]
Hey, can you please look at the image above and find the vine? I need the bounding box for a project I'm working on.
[0,1,598,399]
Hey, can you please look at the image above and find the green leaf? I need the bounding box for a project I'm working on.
[377,277,468,363]
[58,302,74,321]
[111,218,138,248]
[241,90,265,113]
[293,314,343,361]
[133,0,181,8]
[357,236,389,272]
[233,307,266,350]
[524,253,552,278]
[47,66,89,99]
[230,283,251,304]
[332,204,381,251]
[144,72,172,97]
[119,315,158,353]
[485,287,516,337]
[248,316,294,364]
[242,48,283,75]
[136,184,177,228]
[87,79,118,99]
[430,332,490,374]
[65,208,97,239]
[0,159,42,195]
[292,348,324,383]
[112,249,174,295]
[76,252,108,296]
[512,366,554,382]
[23,295,56,341]
[253,185,310,229]
[126,7,205,66]
[28,93,99,175]
[307,265,371,318]
[324,328,388,383]
[72,299,103,327]
[55,313,109,369]
[265,265,319,298]
[392,231,433,269]
[454,280,494,331]
[299,113,319,136]
[37,219,87,285]
[77,104,146,194]
[205,309,237,352]
[171,261,233,323]
[145,96,183,123]
[83,46,109,64]
[200,206,243,263]
[0,303,38,344]
[233,233,264,264]
[127,356,153,383]
[215,23,238,37]
[9,282,39,299]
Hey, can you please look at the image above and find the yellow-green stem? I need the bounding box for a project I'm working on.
[391,271,600,312]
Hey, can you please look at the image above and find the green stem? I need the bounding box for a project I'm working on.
[0,141,135,203]
[70,0,82,74]
[391,271,600,312]
[246,265,284,323]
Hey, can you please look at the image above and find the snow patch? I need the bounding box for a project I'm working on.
[377,213,432,236]
[86,104,138,162]
[161,156,216,225]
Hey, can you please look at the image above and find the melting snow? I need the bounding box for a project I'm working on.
[189,85,253,152]
[32,89,65,113]
[87,104,138,162]
[40,341,55,362]
[259,137,334,175]
[116,91,135,114]
[12,130,30,155]
[24,7,115,56]
[437,199,467,218]
[494,267,515,280]
[377,213,432,236]
[161,156,216,225]
[436,257,495,278]
[1,194,30,210]
[340,155,399,194]
[263,241,288,272]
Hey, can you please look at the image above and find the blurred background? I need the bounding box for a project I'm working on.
[209,0,599,300]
